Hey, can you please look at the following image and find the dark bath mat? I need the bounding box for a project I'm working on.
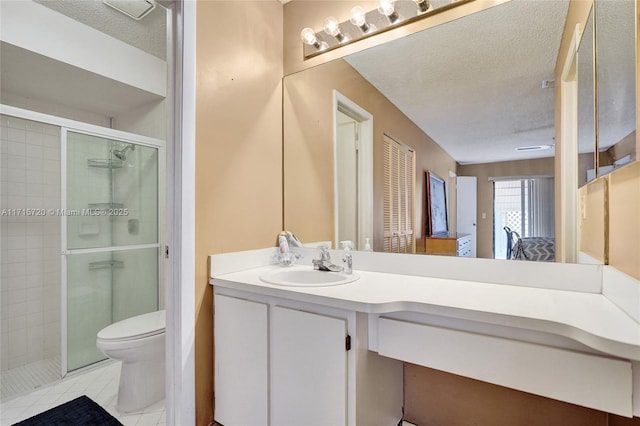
[12,395,122,426]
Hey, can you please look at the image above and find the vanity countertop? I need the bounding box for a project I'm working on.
[211,261,640,361]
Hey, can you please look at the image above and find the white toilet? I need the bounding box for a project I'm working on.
[96,310,166,413]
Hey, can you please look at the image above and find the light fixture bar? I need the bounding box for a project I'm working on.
[302,0,474,59]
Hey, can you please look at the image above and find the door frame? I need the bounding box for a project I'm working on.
[558,23,580,263]
[332,91,373,250]
[166,1,196,424]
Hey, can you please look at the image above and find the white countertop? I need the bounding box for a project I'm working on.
[211,264,640,361]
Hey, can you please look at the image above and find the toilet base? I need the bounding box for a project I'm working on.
[116,358,165,413]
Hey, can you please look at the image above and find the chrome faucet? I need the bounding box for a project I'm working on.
[312,246,343,272]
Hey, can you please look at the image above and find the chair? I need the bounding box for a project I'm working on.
[504,227,525,260]
[503,226,513,259]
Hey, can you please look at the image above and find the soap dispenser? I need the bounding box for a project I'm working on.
[340,240,353,274]
[278,233,292,266]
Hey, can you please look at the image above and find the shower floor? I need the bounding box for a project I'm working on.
[1,357,61,401]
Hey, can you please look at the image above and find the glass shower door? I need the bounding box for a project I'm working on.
[64,130,159,372]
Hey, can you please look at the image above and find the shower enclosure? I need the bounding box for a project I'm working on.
[1,110,163,399]
[63,130,160,372]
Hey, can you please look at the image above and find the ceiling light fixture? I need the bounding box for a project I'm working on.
[300,0,472,59]
[515,144,555,152]
[103,0,156,20]
[541,79,555,89]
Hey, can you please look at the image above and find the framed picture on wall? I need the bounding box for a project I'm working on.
[425,171,448,236]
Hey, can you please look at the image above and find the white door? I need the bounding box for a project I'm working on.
[271,306,348,425]
[337,112,358,246]
[334,91,373,251]
[456,176,477,257]
[214,295,269,425]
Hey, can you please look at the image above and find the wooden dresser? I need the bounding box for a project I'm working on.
[424,233,472,257]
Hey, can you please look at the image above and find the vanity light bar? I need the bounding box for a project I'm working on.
[301,0,473,59]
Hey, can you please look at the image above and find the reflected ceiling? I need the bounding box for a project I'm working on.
[345,0,570,164]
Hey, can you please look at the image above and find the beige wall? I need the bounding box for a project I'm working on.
[579,177,607,263]
[195,1,283,424]
[458,157,555,259]
[608,161,640,279]
[283,59,456,251]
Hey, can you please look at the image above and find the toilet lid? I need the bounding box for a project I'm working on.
[97,310,165,341]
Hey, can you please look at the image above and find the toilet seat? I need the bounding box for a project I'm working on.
[97,310,165,342]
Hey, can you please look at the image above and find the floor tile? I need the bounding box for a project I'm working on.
[119,414,142,426]
[0,361,166,425]
[136,411,163,426]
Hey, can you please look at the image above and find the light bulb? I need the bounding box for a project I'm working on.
[350,6,370,32]
[350,6,366,26]
[378,0,395,16]
[323,17,340,36]
[413,0,430,12]
[323,16,345,41]
[378,0,398,22]
[300,27,320,48]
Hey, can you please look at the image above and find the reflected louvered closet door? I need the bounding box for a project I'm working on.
[383,135,415,253]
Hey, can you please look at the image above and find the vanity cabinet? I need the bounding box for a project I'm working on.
[425,233,472,256]
[214,294,269,425]
[213,289,403,426]
[271,306,347,425]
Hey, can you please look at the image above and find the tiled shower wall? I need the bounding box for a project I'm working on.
[0,115,61,371]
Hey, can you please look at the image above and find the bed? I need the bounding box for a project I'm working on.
[504,227,555,262]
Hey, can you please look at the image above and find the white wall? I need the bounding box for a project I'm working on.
[1,114,61,371]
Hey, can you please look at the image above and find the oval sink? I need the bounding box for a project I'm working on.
[260,266,359,287]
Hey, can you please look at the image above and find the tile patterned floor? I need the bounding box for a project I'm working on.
[0,361,166,426]
[1,357,62,401]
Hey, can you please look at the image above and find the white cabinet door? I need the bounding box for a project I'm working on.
[214,294,269,425]
[271,306,348,426]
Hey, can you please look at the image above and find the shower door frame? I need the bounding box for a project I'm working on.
[61,127,165,376]
[0,104,165,378]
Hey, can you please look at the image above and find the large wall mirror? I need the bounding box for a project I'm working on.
[594,0,637,179]
[283,0,635,264]
[578,0,637,186]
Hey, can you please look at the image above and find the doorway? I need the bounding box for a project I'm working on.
[493,177,555,259]
[333,91,373,250]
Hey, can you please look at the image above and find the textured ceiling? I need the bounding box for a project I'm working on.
[34,0,167,60]
[345,0,571,164]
